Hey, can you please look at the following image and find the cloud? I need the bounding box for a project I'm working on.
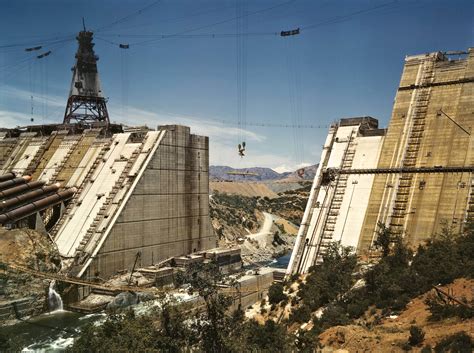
[109,105,266,144]
[273,162,312,174]
[0,86,318,172]
[0,85,65,109]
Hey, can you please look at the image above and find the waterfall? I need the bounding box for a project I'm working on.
[48,280,63,311]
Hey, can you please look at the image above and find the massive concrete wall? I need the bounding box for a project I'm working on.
[87,125,215,278]
[287,118,385,274]
[0,124,215,280]
[289,48,473,274]
[358,49,474,252]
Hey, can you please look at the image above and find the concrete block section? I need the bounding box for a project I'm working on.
[94,125,215,279]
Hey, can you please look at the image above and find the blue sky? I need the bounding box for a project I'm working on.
[0,0,472,171]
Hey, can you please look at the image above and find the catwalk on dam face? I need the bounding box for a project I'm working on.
[288,48,474,275]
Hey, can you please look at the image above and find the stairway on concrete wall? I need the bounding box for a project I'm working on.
[24,134,56,176]
[31,131,68,180]
[287,125,337,274]
[50,138,113,237]
[55,130,101,185]
[0,140,19,172]
[73,136,147,262]
[46,137,81,183]
[389,59,435,234]
[315,129,358,262]
[467,178,474,222]
[1,134,35,173]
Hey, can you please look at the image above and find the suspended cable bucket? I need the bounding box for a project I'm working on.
[25,46,42,52]
[238,142,246,157]
[36,51,51,59]
[280,28,300,37]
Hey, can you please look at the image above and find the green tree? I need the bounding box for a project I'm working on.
[408,325,425,346]
[298,243,357,311]
[268,282,287,305]
[239,319,294,353]
[374,222,399,257]
[434,332,473,353]
[177,262,237,353]
[68,302,196,353]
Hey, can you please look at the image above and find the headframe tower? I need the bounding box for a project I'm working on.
[63,28,110,126]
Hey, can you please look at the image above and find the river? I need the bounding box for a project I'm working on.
[3,253,291,352]
[2,311,106,352]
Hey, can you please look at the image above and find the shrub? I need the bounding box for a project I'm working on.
[294,326,321,353]
[434,331,473,353]
[425,294,474,321]
[268,283,287,305]
[240,319,294,353]
[316,304,350,330]
[374,222,399,257]
[298,243,357,311]
[408,325,425,346]
[289,304,312,324]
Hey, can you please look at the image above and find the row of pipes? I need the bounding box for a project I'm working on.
[0,172,75,224]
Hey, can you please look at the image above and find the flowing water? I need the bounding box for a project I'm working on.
[48,281,63,312]
[3,255,291,352]
[269,252,292,269]
[2,311,106,352]
[1,281,104,352]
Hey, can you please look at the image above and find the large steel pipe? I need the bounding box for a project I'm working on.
[0,176,31,192]
[0,172,16,183]
[0,180,45,199]
[0,187,76,224]
[0,183,61,211]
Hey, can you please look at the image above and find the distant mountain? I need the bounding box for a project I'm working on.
[209,165,317,182]
[278,164,318,182]
[209,166,283,181]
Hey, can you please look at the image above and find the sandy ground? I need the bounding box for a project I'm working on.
[319,278,474,352]
[239,212,295,265]
[210,181,278,198]
[247,212,274,247]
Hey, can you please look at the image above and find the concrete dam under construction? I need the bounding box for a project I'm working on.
[0,28,472,310]
[289,48,474,274]
[0,30,216,294]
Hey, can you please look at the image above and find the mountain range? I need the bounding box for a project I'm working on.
[209,164,317,182]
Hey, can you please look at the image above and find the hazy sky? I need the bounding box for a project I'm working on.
[0,0,472,172]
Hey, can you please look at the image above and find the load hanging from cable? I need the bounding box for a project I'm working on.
[25,46,42,52]
[238,142,246,157]
[36,50,51,59]
[280,28,300,37]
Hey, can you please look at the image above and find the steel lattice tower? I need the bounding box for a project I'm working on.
[63,30,110,126]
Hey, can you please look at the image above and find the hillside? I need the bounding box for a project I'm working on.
[245,223,474,352]
[0,227,61,322]
[209,182,311,263]
[319,279,474,352]
[277,164,317,183]
[209,165,317,182]
[210,181,278,198]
